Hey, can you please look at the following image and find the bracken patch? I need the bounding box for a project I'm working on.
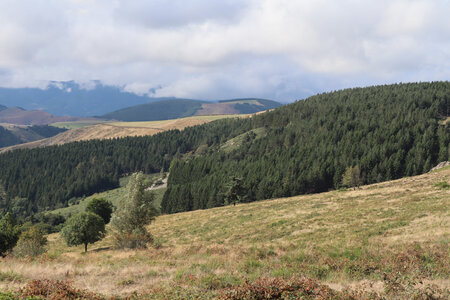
[19,279,104,300]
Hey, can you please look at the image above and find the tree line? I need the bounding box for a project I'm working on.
[0,82,448,218]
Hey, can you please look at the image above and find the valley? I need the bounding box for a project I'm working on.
[0,82,448,299]
[0,166,448,298]
[0,115,246,152]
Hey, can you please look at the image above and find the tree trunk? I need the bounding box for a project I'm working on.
[84,243,88,252]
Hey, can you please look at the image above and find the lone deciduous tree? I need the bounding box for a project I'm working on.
[61,212,105,252]
[86,198,114,224]
[110,172,157,249]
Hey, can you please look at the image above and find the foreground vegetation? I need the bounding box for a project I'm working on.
[0,166,448,299]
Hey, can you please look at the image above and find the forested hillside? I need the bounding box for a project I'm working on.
[0,82,448,218]
[101,99,207,121]
[163,82,449,212]
[0,126,22,147]
[0,119,248,217]
[0,125,66,148]
[101,98,281,121]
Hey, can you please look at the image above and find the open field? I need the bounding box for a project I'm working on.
[108,114,244,128]
[51,119,108,129]
[0,167,449,299]
[1,115,245,152]
[51,174,166,218]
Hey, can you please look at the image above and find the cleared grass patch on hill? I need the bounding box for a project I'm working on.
[221,127,266,153]
[51,174,166,218]
[51,119,107,129]
[0,167,449,298]
[109,114,244,128]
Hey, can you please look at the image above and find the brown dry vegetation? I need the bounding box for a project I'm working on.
[0,167,449,299]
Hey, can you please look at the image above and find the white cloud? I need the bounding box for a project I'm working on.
[0,0,448,101]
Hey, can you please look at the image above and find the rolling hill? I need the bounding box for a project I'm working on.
[0,81,281,118]
[101,98,281,121]
[0,123,66,148]
[0,82,447,218]
[0,115,244,152]
[0,106,82,125]
[0,81,158,116]
[1,166,448,298]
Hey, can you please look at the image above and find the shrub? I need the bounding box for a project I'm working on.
[13,226,47,258]
[112,229,153,249]
[0,271,23,282]
[19,279,103,300]
[0,213,20,256]
[218,277,338,299]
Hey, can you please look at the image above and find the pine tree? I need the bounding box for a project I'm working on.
[224,176,246,206]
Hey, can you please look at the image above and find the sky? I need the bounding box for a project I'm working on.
[0,0,449,102]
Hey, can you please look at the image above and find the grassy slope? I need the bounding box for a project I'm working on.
[0,167,448,298]
[220,127,266,153]
[51,119,108,129]
[1,115,244,152]
[51,174,166,217]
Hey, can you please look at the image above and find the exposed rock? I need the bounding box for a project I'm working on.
[430,161,450,172]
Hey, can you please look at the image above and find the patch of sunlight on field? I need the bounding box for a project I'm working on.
[109,115,246,128]
[51,120,108,129]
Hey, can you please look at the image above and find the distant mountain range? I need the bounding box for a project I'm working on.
[0,81,157,117]
[0,81,282,118]
[101,98,281,121]
[0,106,84,125]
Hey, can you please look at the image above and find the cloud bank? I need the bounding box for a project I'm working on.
[0,0,448,101]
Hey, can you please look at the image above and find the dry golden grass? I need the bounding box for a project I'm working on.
[1,167,449,298]
[0,115,245,152]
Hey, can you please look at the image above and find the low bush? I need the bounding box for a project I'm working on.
[112,229,153,249]
[0,271,22,282]
[13,226,47,258]
[218,277,339,299]
[19,279,103,300]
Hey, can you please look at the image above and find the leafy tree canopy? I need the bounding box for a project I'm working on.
[110,172,157,248]
[86,198,114,224]
[61,212,105,252]
[0,213,20,256]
